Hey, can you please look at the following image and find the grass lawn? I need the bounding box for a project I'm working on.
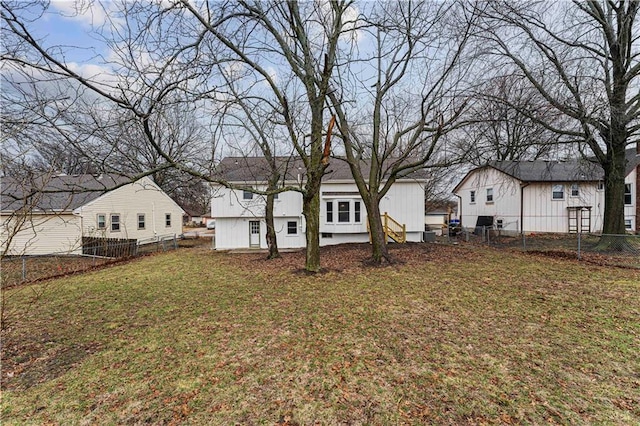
[2,243,639,424]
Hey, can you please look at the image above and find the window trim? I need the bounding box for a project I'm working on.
[242,188,254,200]
[326,201,334,223]
[137,213,145,230]
[570,183,579,197]
[486,188,494,203]
[110,213,121,232]
[337,201,351,223]
[165,213,172,227]
[624,183,632,205]
[470,190,476,204]
[552,184,565,200]
[287,220,298,235]
[97,213,106,230]
[325,199,362,224]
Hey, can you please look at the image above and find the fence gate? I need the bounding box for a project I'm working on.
[568,206,591,233]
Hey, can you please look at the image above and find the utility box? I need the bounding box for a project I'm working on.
[423,231,436,242]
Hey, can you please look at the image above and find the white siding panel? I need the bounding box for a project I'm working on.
[78,177,184,241]
[1,214,82,255]
[212,185,303,219]
[522,183,602,233]
[456,168,521,231]
[213,180,425,249]
[213,217,306,250]
[624,169,636,231]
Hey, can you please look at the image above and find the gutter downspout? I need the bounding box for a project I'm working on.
[520,183,529,235]
[152,202,157,237]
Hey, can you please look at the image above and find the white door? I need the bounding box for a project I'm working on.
[249,220,260,248]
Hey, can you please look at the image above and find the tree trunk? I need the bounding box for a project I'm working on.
[602,165,626,235]
[265,193,280,259]
[364,197,392,265]
[303,189,321,273]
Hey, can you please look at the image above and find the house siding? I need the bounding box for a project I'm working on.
[211,179,425,249]
[455,164,637,233]
[522,182,603,233]
[626,169,637,232]
[77,177,184,241]
[457,168,522,232]
[1,213,82,255]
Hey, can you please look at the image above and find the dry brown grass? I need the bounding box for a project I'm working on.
[2,243,639,424]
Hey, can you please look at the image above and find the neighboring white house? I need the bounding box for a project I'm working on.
[210,157,427,250]
[1,174,184,256]
[452,148,640,234]
[424,209,456,236]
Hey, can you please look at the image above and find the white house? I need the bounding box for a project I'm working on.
[1,174,185,256]
[210,157,427,250]
[452,148,640,234]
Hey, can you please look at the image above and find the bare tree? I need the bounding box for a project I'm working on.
[179,0,353,271]
[2,0,354,271]
[472,0,640,235]
[460,74,567,165]
[1,1,224,216]
[328,0,475,263]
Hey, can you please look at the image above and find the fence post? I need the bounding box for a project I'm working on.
[22,257,26,280]
[577,232,581,260]
[522,232,526,251]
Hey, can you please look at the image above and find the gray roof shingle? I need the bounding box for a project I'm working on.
[213,156,430,183]
[488,148,639,182]
[1,173,131,212]
[453,148,639,193]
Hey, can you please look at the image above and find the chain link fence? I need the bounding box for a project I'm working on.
[1,234,180,288]
[445,227,640,269]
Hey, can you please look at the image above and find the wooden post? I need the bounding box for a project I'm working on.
[384,212,388,242]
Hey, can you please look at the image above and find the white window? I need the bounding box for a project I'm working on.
[570,183,579,197]
[322,232,333,238]
[486,188,493,203]
[287,221,298,235]
[552,184,564,200]
[326,201,333,223]
[338,201,350,223]
[470,190,476,203]
[625,219,632,230]
[137,214,145,230]
[243,188,253,200]
[325,200,361,224]
[165,213,171,227]
[625,184,632,205]
[97,214,106,230]
[111,214,120,232]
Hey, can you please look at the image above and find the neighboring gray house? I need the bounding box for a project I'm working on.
[1,174,184,256]
[453,149,640,234]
